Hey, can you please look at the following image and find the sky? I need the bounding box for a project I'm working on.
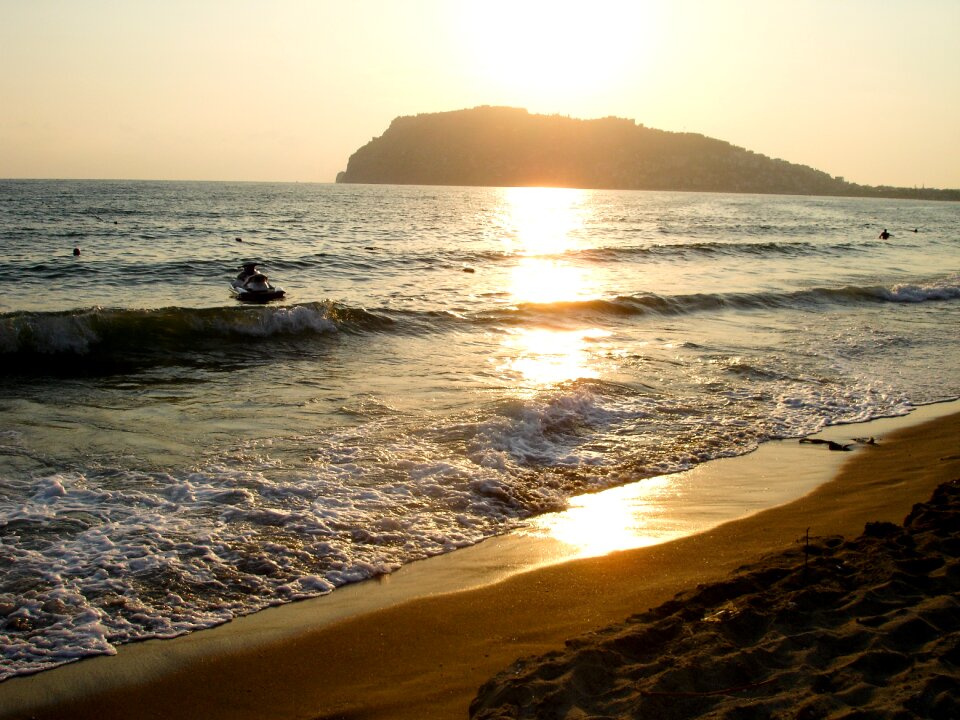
[2,0,959,188]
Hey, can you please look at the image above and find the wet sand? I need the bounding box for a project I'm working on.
[1,403,958,720]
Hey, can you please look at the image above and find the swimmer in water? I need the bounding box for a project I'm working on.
[879,229,891,239]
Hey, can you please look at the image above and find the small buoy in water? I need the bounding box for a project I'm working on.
[462,267,475,273]
[73,247,81,256]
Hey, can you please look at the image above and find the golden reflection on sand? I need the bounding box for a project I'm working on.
[526,475,685,559]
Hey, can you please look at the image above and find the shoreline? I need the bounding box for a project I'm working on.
[2,399,959,719]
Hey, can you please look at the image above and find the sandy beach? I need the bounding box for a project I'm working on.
[2,404,959,720]
[473,473,960,717]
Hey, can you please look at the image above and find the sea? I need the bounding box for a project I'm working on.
[1,180,959,681]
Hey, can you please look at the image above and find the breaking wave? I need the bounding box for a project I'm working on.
[3,277,957,374]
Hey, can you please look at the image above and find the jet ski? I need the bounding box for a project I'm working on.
[231,263,286,302]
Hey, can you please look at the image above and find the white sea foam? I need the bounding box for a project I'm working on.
[210,304,339,337]
[883,277,960,303]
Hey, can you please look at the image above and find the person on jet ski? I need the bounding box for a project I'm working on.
[236,263,260,284]
[243,272,272,292]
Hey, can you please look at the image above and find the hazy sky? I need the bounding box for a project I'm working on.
[2,0,958,188]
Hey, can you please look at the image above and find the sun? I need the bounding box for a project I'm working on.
[454,1,659,110]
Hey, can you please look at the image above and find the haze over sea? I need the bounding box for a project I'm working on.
[1,180,959,680]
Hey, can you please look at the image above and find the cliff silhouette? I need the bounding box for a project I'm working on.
[337,107,958,200]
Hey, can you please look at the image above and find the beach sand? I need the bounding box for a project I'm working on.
[2,405,958,720]
[471,480,960,718]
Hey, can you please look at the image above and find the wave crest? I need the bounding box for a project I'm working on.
[0,302,393,372]
[498,277,960,324]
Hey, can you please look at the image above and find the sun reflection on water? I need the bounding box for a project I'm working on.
[499,186,587,257]
[493,187,611,387]
[500,327,609,387]
[509,258,588,305]
[497,186,595,306]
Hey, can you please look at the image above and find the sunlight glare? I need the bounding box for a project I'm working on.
[500,187,593,305]
[494,187,608,387]
[527,475,681,558]
[509,258,587,305]
[499,186,586,256]
[500,327,609,386]
[455,1,661,107]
